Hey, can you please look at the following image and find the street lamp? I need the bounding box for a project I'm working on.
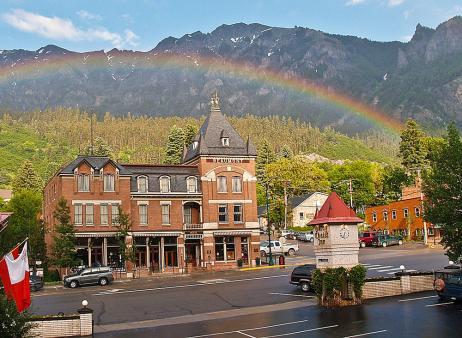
[400,265,405,273]
[265,182,274,266]
[82,300,88,308]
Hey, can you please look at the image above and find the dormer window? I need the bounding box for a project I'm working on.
[221,137,229,146]
[187,177,197,193]
[192,141,198,150]
[160,176,170,193]
[77,174,90,192]
[137,176,148,193]
[104,174,115,192]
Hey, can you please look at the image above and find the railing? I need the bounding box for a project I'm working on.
[184,223,203,230]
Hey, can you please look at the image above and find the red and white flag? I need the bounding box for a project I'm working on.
[0,242,31,312]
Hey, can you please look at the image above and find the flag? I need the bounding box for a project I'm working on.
[0,242,31,312]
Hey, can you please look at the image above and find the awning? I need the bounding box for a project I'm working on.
[75,232,117,238]
[185,234,203,240]
[213,231,252,236]
[132,232,182,237]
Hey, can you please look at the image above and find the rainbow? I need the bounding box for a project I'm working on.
[0,50,402,133]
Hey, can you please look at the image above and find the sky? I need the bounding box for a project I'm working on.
[0,0,461,52]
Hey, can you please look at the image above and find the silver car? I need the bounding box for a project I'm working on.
[64,266,114,288]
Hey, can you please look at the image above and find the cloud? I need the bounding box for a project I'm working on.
[388,0,404,7]
[2,9,139,49]
[401,34,413,42]
[345,0,366,6]
[77,10,102,21]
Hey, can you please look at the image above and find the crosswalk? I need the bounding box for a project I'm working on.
[362,263,417,275]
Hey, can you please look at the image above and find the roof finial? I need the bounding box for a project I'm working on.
[210,91,220,110]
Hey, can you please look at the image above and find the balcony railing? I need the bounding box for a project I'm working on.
[184,223,203,231]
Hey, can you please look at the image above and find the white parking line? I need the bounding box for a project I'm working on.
[269,292,315,298]
[367,266,393,270]
[398,295,438,302]
[377,267,402,272]
[425,302,454,307]
[237,331,256,338]
[261,325,338,338]
[362,264,382,268]
[342,330,387,338]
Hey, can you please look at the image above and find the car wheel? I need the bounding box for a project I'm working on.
[398,240,403,245]
[361,242,366,248]
[69,280,78,289]
[300,282,310,292]
[288,249,295,256]
[260,251,267,257]
[382,242,387,248]
[310,238,314,243]
[99,277,108,286]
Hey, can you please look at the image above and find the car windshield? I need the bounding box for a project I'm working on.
[260,241,269,247]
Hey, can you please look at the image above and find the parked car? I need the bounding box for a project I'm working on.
[371,234,403,247]
[63,266,114,288]
[434,264,462,301]
[281,230,296,240]
[358,231,378,248]
[260,240,299,256]
[30,274,44,291]
[299,232,315,242]
[290,264,316,292]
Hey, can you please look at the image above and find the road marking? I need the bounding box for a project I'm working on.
[398,295,438,302]
[362,264,382,268]
[367,266,393,270]
[386,269,417,275]
[425,302,454,307]
[377,267,402,272]
[197,279,229,284]
[342,330,388,338]
[261,324,339,337]
[93,274,290,296]
[237,331,256,338]
[269,292,315,298]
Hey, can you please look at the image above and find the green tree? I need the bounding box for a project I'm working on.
[51,198,77,275]
[256,139,276,183]
[114,207,137,271]
[11,160,43,193]
[3,190,45,272]
[183,123,198,147]
[278,145,294,159]
[0,295,35,337]
[164,125,185,164]
[374,166,412,205]
[399,119,426,172]
[84,136,112,156]
[423,123,462,261]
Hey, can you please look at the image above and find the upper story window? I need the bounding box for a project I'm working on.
[104,174,115,192]
[383,210,388,221]
[403,208,409,218]
[415,207,421,217]
[391,210,397,220]
[100,204,109,225]
[85,204,94,225]
[372,212,377,222]
[299,212,304,221]
[217,176,227,193]
[74,204,83,225]
[221,137,230,146]
[160,176,170,193]
[218,204,228,223]
[232,176,242,193]
[187,177,197,193]
[192,141,198,150]
[77,174,90,192]
[161,204,170,225]
[139,204,148,225]
[138,176,148,193]
[111,204,119,225]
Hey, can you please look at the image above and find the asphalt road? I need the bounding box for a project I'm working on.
[30,243,449,335]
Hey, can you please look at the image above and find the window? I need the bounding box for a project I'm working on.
[104,174,115,192]
[232,176,242,193]
[415,207,420,217]
[139,204,148,225]
[187,177,197,193]
[217,176,227,193]
[111,204,119,225]
[428,227,434,236]
[383,211,388,221]
[138,176,148,193]
[234,204,243,223]
[372,212,377,222]
[100,204,109,225]
[77,174,90,192]
[392,210,397,220]
[215,237,235,261]
[221,137,229,146]
[164,237,178,267]
[162,204,170,224]
[218,204,228,223]
[299,212,304,221]
[403,208,409,218]
[160,177,170,193]
[184,207,192,224]
[74,204,83,225]
[192,141,198,150]
[225,237,235,260]
[85,204,94,225]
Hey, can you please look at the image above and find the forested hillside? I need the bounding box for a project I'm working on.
[0,108,398,188]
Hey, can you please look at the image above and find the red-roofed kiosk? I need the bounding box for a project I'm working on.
[308,192,363,269]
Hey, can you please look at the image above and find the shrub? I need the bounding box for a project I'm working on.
[349,265,367,299]
[44,269,61,282]
[0,294,35,337]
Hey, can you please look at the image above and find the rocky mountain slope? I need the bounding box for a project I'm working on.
[1,17,462,133]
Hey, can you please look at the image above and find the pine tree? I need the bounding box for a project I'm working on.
[184,123,198,147]
[423,123,462,261]
[256,139,276,182]
[12,160,43,193]
[278,144,294,159]
[399,119,426,173]
[84,136,112,156]
[164,125,185,164]
[51,198,77,275]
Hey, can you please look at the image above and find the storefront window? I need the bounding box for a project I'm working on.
[225,237,235,260]
[215,237,225,261]
[164,237,178,267]
[241,237,249,264]
[215,236,236,261]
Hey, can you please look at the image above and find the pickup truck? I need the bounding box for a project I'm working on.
[260,240,299,256]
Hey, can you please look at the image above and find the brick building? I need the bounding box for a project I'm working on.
[364,180,440,241]
[43,94,260,274]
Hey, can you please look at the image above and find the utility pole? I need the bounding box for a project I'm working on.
[283,180,290,230]
[348,178,353,209]
[90,114,94,156]
[417,169,428,245]
[265,182,274,266]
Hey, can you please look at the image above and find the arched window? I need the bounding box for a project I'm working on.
[187,177,197,193]
[160,176,170,193]
[137,176,148,193]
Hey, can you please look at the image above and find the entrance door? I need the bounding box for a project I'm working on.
[150,246,160,272]
[185,244,197,267]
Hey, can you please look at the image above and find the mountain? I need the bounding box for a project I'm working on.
[1,17,462,133]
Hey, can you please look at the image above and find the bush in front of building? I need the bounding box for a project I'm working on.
[0,294,36,338]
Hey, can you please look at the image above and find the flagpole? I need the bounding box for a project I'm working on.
[0,237,28,261]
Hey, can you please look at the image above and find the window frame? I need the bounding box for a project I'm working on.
[221,137,230,146]
[383,210,388,221]
[391,210,397,220]
[137,176,148,193]
[403,208,409,218]
[372,211,377,222]
[161,204,170,225]
[187,177,197,193]
[85,204,94,225]
[159,176,170,193]
[231,176,242,193]
[103,174,115,192]
[217,176,227,193]
[111,204,119,225]
[77,174,90,192]
[74,204,83,225]
[415,207,420,218]
[233,204,243,223]
[100,203,109,225]
[299,212,304,221]
[139,204,148,225]
[218,204,229,223]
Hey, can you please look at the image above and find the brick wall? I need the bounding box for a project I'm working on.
[363,272,434,299]
[410,275,435,293]
[30,310,93,337]
[363,278,401,299]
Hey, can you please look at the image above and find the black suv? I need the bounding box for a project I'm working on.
[290,264,316,292]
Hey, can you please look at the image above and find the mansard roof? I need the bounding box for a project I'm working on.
[59,156,131,175]
[183,94,257,163]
